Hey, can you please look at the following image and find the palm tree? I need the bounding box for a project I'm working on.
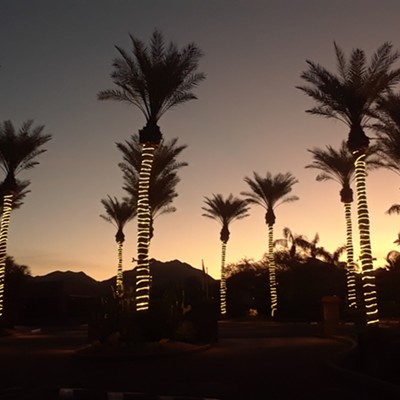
[100,196,136,296]
[274,226,308,263]
[306,141,358,308]
[306,142,381,308]
[298,42,400,325]
[0,120,51,319]
[117,135,188,240]
[98,30,205,311]
[241,172,299,317]
[202,194,250,315]
[294,232,335,262]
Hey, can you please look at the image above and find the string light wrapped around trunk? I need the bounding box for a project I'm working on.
[0,194,13,317]
[344,202,357,308]
[268,223,278,317]
[353,152,379,325]
[135,143,156,311]
[116,241,124,297]
[220,241,227,315]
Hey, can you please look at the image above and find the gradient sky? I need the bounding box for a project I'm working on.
[2,0,400,281]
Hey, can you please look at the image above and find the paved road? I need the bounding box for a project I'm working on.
[0,320,397,399]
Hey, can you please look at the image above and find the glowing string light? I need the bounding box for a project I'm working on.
[135,144,156,312]
[0,194,13,318]
[344,202,357,308]
[268,223,278,317]
[220,241,227,315]
[116,241,124,297]
[353,152,379,325]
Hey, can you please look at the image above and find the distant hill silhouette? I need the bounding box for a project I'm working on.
[26,259,216,297]
[15,259,216,325]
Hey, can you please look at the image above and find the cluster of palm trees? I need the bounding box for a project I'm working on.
[4,31,400,329]
[98,30,205,311]
[99,135,188,298]
[298,42,400,325]
[96,32,400,327]
[201,42,400,324]
[202,173,299,317]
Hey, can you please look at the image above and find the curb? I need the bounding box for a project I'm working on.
[73,340,213,362]
[326,335,400,395]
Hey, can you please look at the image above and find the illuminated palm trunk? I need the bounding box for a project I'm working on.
[268,223,278,317]
[116,240,124,297]
[220,241,227,315]
[135,144,156,312]
[344,202,357,308]
[353,152,379,325]
[0,194,13,318]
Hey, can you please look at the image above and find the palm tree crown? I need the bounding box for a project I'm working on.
[98,30,206,144]
[306,141,355,197]
[306,141,381,203]
[0,120,52,192]
[297,42,400,152]
[202,194,250,243]
[241,172,299,225]
[117,135,187,222]
[100,196,136,243]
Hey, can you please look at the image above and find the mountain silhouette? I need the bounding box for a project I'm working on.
[17,259,216,325]
[26,259,216,297]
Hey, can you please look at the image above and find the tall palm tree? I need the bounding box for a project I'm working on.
[306,141,357,308]
[202,194,250,315]
[117,135,188,240]
[241,172,299,317]
[297,42,400,325]
[98,30,205,312]
[306,142,381,308]
[0,120,51,319]
[100,196,136,296]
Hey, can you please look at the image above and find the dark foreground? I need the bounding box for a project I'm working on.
[1,319,399,399]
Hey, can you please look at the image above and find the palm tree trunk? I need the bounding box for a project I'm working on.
[116,240,124,297]
[220,241,227,315]
[353,152,379,325]
[135,143,156,312]
[0,194,13,319]
[343,202,357,308]
[268,223,278,317]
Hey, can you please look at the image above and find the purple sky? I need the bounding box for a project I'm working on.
[1,0,400,280]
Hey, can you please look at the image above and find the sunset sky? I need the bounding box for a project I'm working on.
[2,0,400,281]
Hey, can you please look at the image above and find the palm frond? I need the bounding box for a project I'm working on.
[387,204,400,215]
[99,30,205,124]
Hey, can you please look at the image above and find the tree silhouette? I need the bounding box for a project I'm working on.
[98,30,205,311]
[0,120,51,320]
[202,194,250,315]
[274,227,309,265]
[242,172,299,317]
[298,42,400,325]
[100,196,136,296]
[294,232,335,261]
[117,135,187,240]
[306,141,358,308]
[274,227,345,269]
